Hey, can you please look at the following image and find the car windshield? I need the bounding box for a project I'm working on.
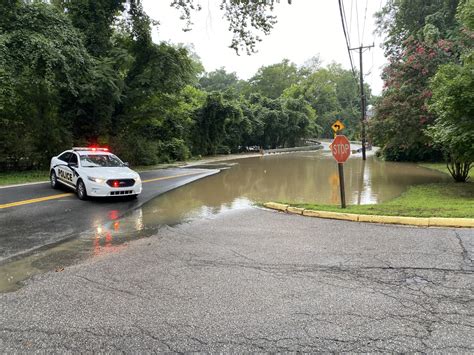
[80,154,124,168]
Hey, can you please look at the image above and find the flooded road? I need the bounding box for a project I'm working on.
[163,152,450,213]
[137,153,450,226]
[1,150,450,292]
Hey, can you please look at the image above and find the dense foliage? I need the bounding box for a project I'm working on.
[372,0,473,181]
[427,0,474,181]
[0,0,367,171]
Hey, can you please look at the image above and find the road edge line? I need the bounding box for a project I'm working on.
[0,181,49,189]
[262,202,474,228]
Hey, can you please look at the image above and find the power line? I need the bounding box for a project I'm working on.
[341,0,357,75]
[364,43,375,77]
[349,0,353,40]
[338,0,357,79]
[355,0,361,46]
[361,0,369,45]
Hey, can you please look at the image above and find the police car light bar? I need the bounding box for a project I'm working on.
[73,147,109,152]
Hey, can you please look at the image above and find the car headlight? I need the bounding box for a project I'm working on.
[135,175,141,183]
[87,176,106,184]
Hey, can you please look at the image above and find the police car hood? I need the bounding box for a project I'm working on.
[83,167,138,179]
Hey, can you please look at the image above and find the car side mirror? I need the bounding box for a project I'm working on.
[123,162,129,167]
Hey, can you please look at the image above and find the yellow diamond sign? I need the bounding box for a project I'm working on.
[331,119,345,133]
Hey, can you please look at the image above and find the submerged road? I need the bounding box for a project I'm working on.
[0,168,219,262]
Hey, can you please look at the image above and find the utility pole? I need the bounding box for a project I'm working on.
[350,43,374,161]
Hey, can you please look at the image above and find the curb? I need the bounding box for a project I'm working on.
[263,202,474,228]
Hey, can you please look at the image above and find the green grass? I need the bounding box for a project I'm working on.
[420,162,474,180]
[0,170,50,186]
[287,182,474,218]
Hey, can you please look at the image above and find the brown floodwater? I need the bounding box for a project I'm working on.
[0,150,450,292]
[139,151,450,225]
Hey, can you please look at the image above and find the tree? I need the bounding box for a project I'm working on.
[427,60,473,181]
[282,64,361,139]
[171,0,292,54]
[249,59,301,99]
[426,0,474,182]
[281,97,318,147]
[53,0,124,57]
[373,0,465,161]
[199,68,241,92]
[192,92,243,155]
[0,2,94,169]
[370,37,457,161]
[376,0,460,57]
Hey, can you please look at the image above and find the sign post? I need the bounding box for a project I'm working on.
[337,163,346,208]
[330,134,351,208]
[331,119,345,138]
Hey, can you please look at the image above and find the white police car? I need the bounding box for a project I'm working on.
[50,147,142,200]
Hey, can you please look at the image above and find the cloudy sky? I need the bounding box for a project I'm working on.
[143,0,387,95]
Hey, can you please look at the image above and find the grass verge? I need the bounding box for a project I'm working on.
[283,162,473,219]
[287,182,474,219]
[0,170,50,186]
[420,162,474,180]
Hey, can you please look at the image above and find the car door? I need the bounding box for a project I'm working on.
[56,152,74,188]
[67,153,80,188]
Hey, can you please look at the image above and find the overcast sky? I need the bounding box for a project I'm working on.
[143,0,387,95]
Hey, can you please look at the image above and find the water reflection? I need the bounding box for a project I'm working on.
[0,208,148,293]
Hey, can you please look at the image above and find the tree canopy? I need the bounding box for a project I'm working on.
[0,0,370,171]
[372,0,473,181]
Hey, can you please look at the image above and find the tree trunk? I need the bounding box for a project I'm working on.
[446,159,472,183]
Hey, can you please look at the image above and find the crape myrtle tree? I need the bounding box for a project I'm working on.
[369,37,457,161]
[371,0,464,161]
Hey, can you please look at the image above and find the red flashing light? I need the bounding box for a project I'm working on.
[113,180,119,188]
[85,146,109,152]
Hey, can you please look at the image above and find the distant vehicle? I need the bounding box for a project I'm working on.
[49,147,142,200]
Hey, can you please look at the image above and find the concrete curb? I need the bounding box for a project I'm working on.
[263,202,474,228]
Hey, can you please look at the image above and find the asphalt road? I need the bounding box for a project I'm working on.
[1,208,472,352]
[0,168,219,262]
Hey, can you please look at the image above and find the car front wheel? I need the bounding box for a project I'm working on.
[50,170,58,189]
[76,180,88,200]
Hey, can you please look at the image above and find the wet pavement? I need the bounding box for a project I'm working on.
[0,168,219,263]
[1,208,472,352]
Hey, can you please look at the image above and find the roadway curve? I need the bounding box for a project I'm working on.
[0,168,219,262]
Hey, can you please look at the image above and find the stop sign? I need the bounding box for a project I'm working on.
[331,135,351,163]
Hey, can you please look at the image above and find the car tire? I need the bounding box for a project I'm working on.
[76,179,88,200]
[50,170,59,189]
